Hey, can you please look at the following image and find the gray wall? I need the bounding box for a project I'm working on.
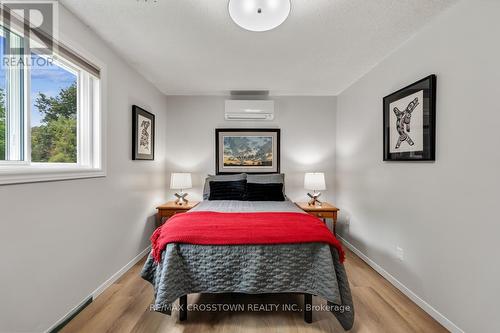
[165,96,337,203]
[0,5,168,332]
[335,1,500,332]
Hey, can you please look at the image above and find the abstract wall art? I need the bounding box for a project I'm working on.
[132,105,155,160]
[383,75,436,161]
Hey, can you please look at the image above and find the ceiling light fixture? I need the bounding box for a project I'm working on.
[228,0,291,32]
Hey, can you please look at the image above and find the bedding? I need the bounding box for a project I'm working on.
[246,182,285,201]
[203,173,286,200]
[208,179,247,200]
[141,200,354,330]
[150,211,344,263]
[190,199,300,212]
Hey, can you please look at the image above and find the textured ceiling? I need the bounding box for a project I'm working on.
[60,0,457,95]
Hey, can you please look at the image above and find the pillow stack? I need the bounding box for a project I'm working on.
[203,173,247,200]
[205,173,285,201]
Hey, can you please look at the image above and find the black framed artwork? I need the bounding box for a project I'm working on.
[215,128,280,174]
[383,75,436,161]
[132,105,155,160]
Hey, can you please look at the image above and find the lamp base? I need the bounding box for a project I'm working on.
[307,192,322,206]
[174,192,189,205]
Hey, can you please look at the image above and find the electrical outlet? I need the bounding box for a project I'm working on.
[396,246,404,261]
[344,214,350,225]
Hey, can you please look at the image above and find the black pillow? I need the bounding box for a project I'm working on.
[246,183,285,201]
[209,179,247,201]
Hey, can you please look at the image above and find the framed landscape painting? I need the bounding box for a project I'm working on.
[216,128,280,174]
[383,75,436,161]
[132,105,155,160]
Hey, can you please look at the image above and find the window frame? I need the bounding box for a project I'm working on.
[0,25,25,164]
[0,29,105,185]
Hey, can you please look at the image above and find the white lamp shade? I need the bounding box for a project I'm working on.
[304,173,326,191]
[170,173,192,190]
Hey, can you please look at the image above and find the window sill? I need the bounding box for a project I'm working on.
[0,165,106,185]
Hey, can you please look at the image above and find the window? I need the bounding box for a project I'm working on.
[31,54,78,163]
[0,22,103,184]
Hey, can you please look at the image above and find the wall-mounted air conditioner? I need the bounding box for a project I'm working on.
[225,100,275,121]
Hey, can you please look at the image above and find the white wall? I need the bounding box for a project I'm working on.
[165,96,337,203]
[0,5,168,333]
[335,1,500,332]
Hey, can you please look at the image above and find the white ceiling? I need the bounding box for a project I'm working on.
[60,0,457,96]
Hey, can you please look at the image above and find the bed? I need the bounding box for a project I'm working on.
[141,198,354,330]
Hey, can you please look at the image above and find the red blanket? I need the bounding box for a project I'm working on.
[151,211,344,263]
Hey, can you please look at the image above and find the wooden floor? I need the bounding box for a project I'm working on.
[61,248,448,333]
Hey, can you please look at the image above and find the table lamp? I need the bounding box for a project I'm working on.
[304,172,326,206]
[170,173,192,205]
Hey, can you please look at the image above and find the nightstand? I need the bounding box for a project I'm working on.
[156,201,199,226]
[295,202,339,235]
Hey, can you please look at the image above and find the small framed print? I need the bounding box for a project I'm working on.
[383,75,436,161]
[216,128,280,175]
[132,105,155,160]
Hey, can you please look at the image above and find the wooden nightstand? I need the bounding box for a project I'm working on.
[156,201,199,226]
[295,202,339,235]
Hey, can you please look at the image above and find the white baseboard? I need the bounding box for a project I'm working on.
[92,246,151,298]
[45,246,151,333]
[339,236,464,333]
